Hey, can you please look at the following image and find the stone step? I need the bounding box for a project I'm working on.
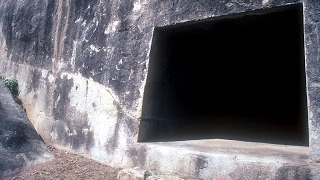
[141,139,312,179]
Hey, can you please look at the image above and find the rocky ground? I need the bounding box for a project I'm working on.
[3,145,120,180]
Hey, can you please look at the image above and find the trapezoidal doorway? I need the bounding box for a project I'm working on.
[139,3,308,146]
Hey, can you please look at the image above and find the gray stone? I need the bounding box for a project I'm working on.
[0,0,320,179]
[117,168,184,180]
[117,168,145,180]
[0,80,52,179]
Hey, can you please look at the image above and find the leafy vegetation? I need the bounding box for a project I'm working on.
[0,75,19,101]
[144,170,152,179]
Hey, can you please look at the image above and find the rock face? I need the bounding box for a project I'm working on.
[0,80,52,179]
[0,0,319,179]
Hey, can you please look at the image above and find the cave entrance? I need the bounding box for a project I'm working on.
[139,3,308,146]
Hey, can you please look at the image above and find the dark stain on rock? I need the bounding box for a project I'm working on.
[1,1,54,69]
[1,1,15,56]
[117,0,134,32]
[195,155,208,176]
[119,103,145,167]
[118,0,134,19]
[70,113,94,151]
[108,74,125,95]
[52,108,94,151]
[105,104,140,154]
[66,109,94,151]
[130,145,147,167]
[117,105,139,136]
[275,165,311,180]
[66,0,111,80]
[106,116,120,153]
[107,32,148,113]
[84,127,94,151]
[43,0,55,58]
[27,68,42,93]
[104,0,142,104]
[53,74,74,121]
[113,105,141,165]
[74,0,98,22]
[306,0,320,23]
[230,163,278,180]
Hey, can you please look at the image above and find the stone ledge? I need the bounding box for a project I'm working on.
[142,139,311,179]
[117,167,183,180]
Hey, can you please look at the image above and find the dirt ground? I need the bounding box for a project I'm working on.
[3,146,120,180]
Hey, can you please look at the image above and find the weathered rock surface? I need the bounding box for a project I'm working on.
[0,80,52,179]
[0,0,320,179]
[117,167,184,180]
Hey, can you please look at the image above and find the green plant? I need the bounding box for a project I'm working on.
[0,76,19,100]
[144,170,152,180]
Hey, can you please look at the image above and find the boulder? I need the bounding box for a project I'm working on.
[0,80,52,179]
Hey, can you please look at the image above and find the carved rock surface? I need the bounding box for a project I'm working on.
[0,0,320,179]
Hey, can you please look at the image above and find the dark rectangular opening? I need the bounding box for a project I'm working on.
[139,3,308,146]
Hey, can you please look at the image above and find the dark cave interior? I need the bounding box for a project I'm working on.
[140,3,308,146]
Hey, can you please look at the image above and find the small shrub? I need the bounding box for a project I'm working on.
[0,76,19,100]
[144,171,152,179]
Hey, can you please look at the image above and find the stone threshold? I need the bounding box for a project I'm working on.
[141,139,310,179]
